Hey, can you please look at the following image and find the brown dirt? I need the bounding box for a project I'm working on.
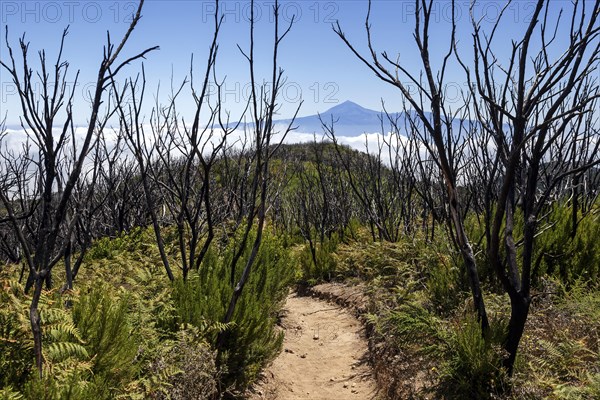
[248,290,378,400]
[311,283,436,399]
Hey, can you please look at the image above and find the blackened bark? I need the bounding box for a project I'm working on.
[29,274,43,378]
[504,292,530,375]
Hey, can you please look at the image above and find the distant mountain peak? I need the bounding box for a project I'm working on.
[323,100,374,115]
[238,100,407,136]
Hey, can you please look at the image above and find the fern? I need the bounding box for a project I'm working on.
[0,283,33,388]
[554,372,600,399]
[46,322,85,343]
[535,337,598,381]
[0,387,24,400]
[44,342,89,363]
[126,327,217,400]
[1,225,294,397]
[382,301,447,354]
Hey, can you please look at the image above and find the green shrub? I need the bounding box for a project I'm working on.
[298,237,338,283]
[172,228,292,392]
[71,285,139,398]
[464,202,600,286]
[335,240,418,287]
[554,278,600,327]
[538,205,600,283]
[171,247,229,338]
[439,315,509,398]
[375,300,509,399]
[425,250,462,315]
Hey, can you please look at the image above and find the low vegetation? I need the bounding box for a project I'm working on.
[0,226,291,399]
[297,212,600,399]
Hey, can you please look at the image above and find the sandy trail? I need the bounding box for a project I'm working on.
[249,291,378,400]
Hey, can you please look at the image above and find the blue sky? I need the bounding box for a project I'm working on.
[0,1,584,127]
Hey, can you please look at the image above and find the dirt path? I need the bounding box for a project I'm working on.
[249,291,378,400]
